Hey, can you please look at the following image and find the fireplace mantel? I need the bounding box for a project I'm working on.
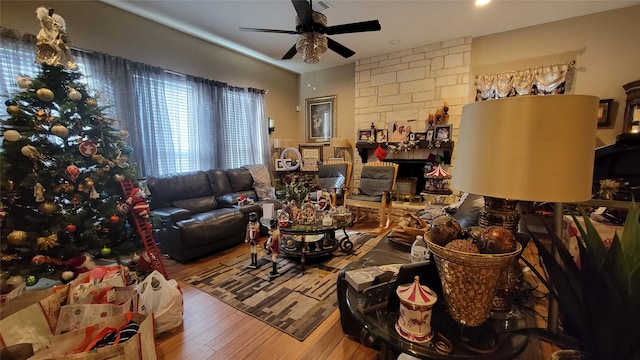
[355,141,454,163]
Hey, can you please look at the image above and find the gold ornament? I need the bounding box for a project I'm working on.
[119,130,129,138]
[113,174,125,182]
[17,76,33,89]
[3,130,21,142]
[6,105,20,115]
[7,230,28,246]
[86,98,98,107]
[34,182,45,202]
[38,202,58,215]
[68,88,82,101]
[51,125,69,138]
[36,88,55,101]
[37,234,59,251]
[21,145,39,158]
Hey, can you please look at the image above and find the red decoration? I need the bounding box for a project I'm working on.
[126,188,149,218]
[109,215,120,223]
[65,165,80,181]
[374,144,387,161]
[66,224,77,233]
[78,140,98,157]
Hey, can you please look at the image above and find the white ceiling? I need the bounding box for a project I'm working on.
[100,0,639,74]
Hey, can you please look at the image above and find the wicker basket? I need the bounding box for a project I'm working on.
[427,238,522,326]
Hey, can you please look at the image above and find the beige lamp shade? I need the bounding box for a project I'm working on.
[451,95,599,203]
[330,137,349,148]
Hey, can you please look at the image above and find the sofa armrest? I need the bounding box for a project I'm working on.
[150,207,192,229]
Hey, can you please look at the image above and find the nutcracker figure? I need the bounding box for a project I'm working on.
[265,218,281,279]
[245,212,261,269]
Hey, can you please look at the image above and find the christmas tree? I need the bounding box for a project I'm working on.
[1,7,140,282]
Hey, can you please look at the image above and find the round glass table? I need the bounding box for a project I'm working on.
[346,286,530,359]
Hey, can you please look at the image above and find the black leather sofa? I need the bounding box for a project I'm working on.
[147,167,281,263]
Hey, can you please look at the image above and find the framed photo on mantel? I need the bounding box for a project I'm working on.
[306,95,337,143]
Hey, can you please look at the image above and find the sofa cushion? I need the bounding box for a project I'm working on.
[226,168,254,193]
[205,169,234,197]
[451,193,485,228]
[172,196,218,214]
[147,171,212,209]
[176,208,245,248]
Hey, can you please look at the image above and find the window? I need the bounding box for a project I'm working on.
[1,28,269,177]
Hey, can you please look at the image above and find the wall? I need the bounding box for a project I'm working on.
[0,0,300,146]
[470,5,640,146]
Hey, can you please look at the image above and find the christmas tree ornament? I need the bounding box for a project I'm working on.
[36,109,47,121]
[113,174,125,182]
[121,146,134,155]
[38,201,58,215]
[109,215,120,223]
[36,88,55,101]
[86,98,98,107]
[99,191,109,199]
[67,88,82,101]
[116,202,129,214]
[16,76,33,89]
[51,125,69,138]
[66,223,77,233]
[6,230,28,246]
[6,105,21,116]
[3,130,21,142]
[78,140,98,157]
[65,164,80,181]
[119,130,129,138]
[44,265,55,276]
[34,182,45,202]
[60,271,76,284]
[100,247,112,257]
[37,234,59,251]
[35,7,76,69]
[25,274,38,286]
[5,99,17,106]
[21,145,39,158]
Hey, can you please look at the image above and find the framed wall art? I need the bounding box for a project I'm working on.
[376,129,388,143]
[306,95,337,143]
[597,98,613,127]
[425,129,435,141]
[275,158,291,171]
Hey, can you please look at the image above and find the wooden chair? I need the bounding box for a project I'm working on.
[313,160,352,207]
[344,161,399,229]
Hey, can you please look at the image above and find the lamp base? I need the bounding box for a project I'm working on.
[478,197,520,233]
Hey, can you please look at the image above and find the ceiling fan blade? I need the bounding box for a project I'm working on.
[327,37,355,58]
[291,0,313,27]
[323,20,381,35]
[282,44,298,60]
[239,27,298,35]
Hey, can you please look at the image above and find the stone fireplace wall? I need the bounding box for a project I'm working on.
[352,37,471,188]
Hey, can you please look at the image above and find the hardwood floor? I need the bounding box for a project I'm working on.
[155,220,556,359]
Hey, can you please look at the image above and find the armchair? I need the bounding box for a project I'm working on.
[313,160,352,207]
[344,161,398,229]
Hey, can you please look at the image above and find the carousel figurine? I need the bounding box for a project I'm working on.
[245,212,261,269]
[265,218,281,279]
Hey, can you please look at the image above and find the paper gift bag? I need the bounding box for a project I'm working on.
[68,266,127,305]
[55,286,137,335]
[29,312,157,360]
[0,285,69,353]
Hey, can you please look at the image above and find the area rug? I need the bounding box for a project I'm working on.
[181,230,381,341]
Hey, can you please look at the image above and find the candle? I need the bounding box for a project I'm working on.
[435,108,443,115]
[268,117,275,128]
[444,101,449,110]
[428,113,434,121]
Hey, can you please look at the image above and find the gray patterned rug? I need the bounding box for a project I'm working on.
[181,230,378,341]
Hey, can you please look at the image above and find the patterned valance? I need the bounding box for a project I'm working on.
[475,61,575,101]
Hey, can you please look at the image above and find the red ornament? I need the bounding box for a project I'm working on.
[66,224,77,233]
[109,215,120,223]
[65,165,80,181]
[78,140,98,157]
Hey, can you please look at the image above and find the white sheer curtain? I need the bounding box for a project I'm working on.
[1,27,269,177]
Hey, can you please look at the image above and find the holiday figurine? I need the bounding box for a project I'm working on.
[265,218,281,279]
[245,212,260,269]
[126,187,149,218]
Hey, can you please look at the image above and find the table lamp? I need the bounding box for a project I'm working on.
[330,137,349,159]
[451,94,599,331]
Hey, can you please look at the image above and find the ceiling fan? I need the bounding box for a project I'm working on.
[239,0,381,64]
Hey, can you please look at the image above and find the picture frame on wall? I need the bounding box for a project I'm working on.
[597,98,613,127]
[301,158,319,172]
[434,125,452,141]
[306,95,337,143]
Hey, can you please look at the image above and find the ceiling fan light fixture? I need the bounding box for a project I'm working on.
[297,33,328,64]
